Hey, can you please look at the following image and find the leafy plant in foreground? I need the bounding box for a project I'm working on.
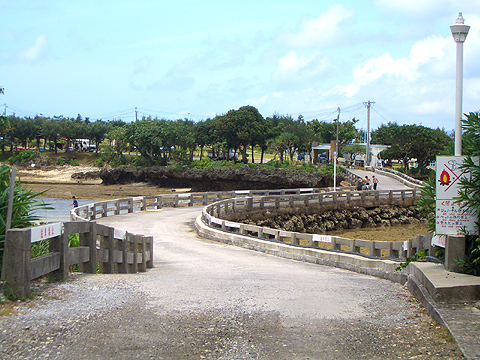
[0,165,51,272]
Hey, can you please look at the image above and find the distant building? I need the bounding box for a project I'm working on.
[345,144,389,167]
[312,142,389,167]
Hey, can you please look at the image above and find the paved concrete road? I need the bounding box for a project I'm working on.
[0,206,462,359]
[348,169,414,191]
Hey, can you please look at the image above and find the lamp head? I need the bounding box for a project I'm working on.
[450,12,470,43]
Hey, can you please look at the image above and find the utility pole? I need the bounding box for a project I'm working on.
[333,107,340,192]
[363,101,375,167]
[135,107,138,121]
[335,107,340,156]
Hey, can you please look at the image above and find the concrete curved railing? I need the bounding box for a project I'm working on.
[69,184,438,286]
[198,188,433,262]
[343,167,423,188]
[373,168,424,187]
[70,187,355,221]
[70,185,432,264]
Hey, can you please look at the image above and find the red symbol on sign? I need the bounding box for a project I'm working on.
[439,170,451,186]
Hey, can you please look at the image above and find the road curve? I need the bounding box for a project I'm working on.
[0,206,461,359]
[347,169,413,190]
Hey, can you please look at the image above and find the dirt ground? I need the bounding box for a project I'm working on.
[18,165,191,201]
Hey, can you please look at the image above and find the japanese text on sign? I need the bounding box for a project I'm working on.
[435,200,478,235]
[312,234,332,243]
[30,223,62,243]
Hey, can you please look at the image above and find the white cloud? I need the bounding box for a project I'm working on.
[409,35,449,66]
[248,94,269,109]
[277,51,311,73]
[19,34,48,61]
[326,84,359,98]
[133,56,152,74]
[335,34,450,97]
[274,51,330,82]
[280,5,354,48]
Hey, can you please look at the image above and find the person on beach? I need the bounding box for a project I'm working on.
[71,196,79,208]
[365,176,371,190]
[372,175,379,190]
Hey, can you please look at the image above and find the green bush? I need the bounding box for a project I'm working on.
[7,150,39,165]
[189,158,231,170]
[0,165,51,272]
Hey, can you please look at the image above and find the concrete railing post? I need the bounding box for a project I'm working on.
[50,231,69,280]
[445,235,466,272]
[119,231,128,274]
[126,233,137,273]
[80,222,97,274]
[146,236,154,269]
[102,202,108,218]
[139,236,147,272]
[2,229,31,298]
[246,197,253,211]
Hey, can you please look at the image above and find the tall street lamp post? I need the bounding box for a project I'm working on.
[450,12,470,156]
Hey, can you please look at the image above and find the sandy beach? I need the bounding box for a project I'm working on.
[17,165,186,201]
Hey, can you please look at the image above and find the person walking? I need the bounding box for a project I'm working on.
[365,176,371,190]
[372,175,379,190]
[71,196,79,208]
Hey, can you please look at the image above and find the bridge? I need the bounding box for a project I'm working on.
[0,169,478,359]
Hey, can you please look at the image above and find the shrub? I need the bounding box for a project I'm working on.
[0,165,51,272]
[7,150,39,165]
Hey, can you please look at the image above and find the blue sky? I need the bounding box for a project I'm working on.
[1,1,480,133]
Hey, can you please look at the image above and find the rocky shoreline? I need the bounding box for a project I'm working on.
[98,166,343,192]
[242,205,427,234]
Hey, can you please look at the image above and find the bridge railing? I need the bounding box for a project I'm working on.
[70,187,356,221]
[71,185,431,263]
[1,221,153,299]
[200,188,436,261]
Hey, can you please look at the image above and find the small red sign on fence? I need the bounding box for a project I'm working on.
[30,223,62,243]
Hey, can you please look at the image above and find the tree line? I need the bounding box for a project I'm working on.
[0,105,452,172]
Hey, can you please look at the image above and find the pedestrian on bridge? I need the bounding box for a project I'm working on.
[372,175,379,190]
[365,176,371,190]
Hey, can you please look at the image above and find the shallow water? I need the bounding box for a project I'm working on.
[34,197,92,223]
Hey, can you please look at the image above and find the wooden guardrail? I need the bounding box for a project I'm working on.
[200,188,437,261]
[1,221,153,298]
